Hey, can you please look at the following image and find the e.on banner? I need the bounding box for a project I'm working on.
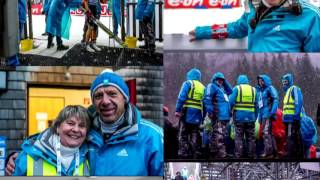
[165,0,241,9]
[31,4,111,16]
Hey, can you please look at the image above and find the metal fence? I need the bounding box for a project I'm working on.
[126,0,163,42]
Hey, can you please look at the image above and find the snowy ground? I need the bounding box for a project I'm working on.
[21,15,163,58]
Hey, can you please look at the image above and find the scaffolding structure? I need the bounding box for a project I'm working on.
[165,162,320,180]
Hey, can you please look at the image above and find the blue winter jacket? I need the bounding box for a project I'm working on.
[195,0,320,52]
[43,0,53,15]
[135,0,155,20]
[18,0,27,23]
[87,104,163,176]
[46,0,82,39]
[13,128,89,176]
[228,0,320,52]
[256,75,279,120]
[229,75,258,122]
[110,0,123,35]
[176,68,204,125]
[300,113,318,149]
[282,73,303,122]
[203,72,233,121]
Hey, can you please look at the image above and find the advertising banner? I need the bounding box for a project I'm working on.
[165,0,241,9]
[0,136,6,176]
[31,4,112,16]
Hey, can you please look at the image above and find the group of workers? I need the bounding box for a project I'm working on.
[176,68,317,159]
[41,0,156,52]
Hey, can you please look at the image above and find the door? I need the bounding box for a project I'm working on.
[28,87,91,136]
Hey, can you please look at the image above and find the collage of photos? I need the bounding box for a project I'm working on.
[0,0,320,179]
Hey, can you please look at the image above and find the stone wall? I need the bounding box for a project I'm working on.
[116,66,163,126]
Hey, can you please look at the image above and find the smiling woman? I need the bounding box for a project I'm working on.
[53,106,91,148]
[12,105,91,176]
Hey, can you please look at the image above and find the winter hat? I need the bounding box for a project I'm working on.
[90,71,129,103]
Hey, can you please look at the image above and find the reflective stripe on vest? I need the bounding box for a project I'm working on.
[183,80,205,110]
[234,84,256,112]
[27,155,90,176]
[283,86,295,115]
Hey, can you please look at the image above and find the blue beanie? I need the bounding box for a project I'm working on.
[90,72,129,103]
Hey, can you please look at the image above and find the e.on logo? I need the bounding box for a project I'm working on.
[165,0,240,8]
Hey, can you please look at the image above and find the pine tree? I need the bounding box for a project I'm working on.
[295,54,319,120]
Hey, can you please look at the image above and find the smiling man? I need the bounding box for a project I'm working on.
[86,71,164,176]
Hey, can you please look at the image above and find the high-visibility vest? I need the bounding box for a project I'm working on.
[183,80,205,110]
[283,86,296,116]
[26,155,90,176]
[234,84,256,112]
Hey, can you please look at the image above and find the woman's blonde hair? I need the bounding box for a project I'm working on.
[52,105,91,134]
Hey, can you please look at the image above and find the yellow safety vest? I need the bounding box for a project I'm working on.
[183,80,205,110]
[283,86,296,116]
[234,84,256,112]
[27,155,90,176]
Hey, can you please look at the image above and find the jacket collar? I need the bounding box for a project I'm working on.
[21,128,88,169]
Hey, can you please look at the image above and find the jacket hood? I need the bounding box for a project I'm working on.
[186,68,201,81]
[237,75,249,85]
[211,72,225,82]
[258,74,272,87]
[21,128,57,160]
[282,73,293,86]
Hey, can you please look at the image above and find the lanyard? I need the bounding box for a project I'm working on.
[56,138,80,176]
[75,150,80,176]
[217,86,229,102]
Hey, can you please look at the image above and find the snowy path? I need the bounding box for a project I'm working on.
[21,15,163,58]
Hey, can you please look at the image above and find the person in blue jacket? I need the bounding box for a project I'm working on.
[81,1,102,47]
[229,75,258,158]
[175,68,205,159]
[300,113,318,158]
[135,0,156,51]
[12,105,91,176]
[86,70,163,175]
[189,0,320,52]
[6,0,27,66]
[256,74,279,158]
[41,0,53,36]
[83,0,103,52]
[203,72,233,158]
[281,73,304,158]
[46,0,82,51]
[108,0,124,36]
[18,0,27,40]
